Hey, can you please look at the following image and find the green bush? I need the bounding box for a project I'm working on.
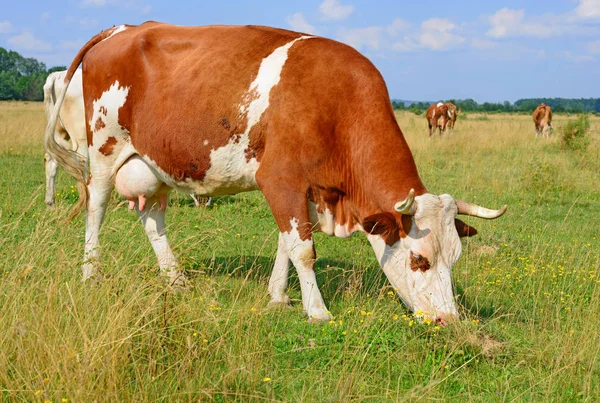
[561,114,590,150]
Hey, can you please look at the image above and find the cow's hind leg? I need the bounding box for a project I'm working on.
[82,173,113,282]
[44,153,58,207]
[135,194,186,287]
[116,155,186,286]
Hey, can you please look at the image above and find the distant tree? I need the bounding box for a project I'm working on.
[0,47,64,101]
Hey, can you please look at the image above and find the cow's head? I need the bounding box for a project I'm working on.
[363,190,506,325]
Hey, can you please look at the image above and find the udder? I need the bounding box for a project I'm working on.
[115,155,169,211]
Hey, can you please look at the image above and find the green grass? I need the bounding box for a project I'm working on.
[0,102,599,401]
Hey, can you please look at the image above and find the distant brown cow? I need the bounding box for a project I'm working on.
[426,102,451,137]
[445,102,461,130]
[533,103,553,137]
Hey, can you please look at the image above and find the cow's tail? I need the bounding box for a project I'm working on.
[43,28,114,220]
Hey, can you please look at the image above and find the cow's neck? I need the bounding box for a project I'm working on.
[309,122,426,235]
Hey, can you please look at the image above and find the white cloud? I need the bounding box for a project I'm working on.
[391,18,464,52]
[486,8,524,38]
[386,18,411,36]
[0,20,14,34]
[392,36,419,52]
[574,0,600,19]
[419,18,465,51]
[337,26,382,51]
[285,13,317,34]
[319,0,354,21]
[486,8,558,38]
[7,30,52,51]
[588,39,600,54]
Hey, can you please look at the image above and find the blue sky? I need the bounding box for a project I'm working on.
[1,0,599,102]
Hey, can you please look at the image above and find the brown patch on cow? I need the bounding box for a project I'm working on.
[94,117,105,132]
[98,137,118,156]
[99,105,108,116]
[410,252,430,272]
[362,212,400,246]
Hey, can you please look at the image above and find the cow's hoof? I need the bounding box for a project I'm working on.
[307,315,334,324]
[166,271,188,289]
[82,272,104,285]
[267,299,292,310]
[305,310,334,323]
[267,294,290,308]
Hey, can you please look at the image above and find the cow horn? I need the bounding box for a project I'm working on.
[394,189,416,215]
[456,200,507,219]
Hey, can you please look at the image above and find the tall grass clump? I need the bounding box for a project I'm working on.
[561,114,590,150]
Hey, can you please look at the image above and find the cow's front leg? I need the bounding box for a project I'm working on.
[267,232,291,307]
[258,177,332,322]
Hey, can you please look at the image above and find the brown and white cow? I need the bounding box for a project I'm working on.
[45,22,506,324]
[533,103,553,137]
[445,102,461,130]
[426,102,451,137]
[43,69,88,206]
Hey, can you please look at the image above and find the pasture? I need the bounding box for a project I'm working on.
[0,101,599,401]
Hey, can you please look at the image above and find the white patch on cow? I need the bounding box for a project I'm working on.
[447,110,452,118]
[203,140,209,146]
[308,202,360,238]
[89,80,130,157]
[282,218,331,321]
[437,102,444,107]
[102,25,127,42]
[186,35,314,195]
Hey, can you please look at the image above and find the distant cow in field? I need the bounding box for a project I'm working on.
[533,104,553,137]
[426,102,451,137]
[43,70,87,207]
[45,22,506,325]
[43,70,209,208]
[445,102,461,130]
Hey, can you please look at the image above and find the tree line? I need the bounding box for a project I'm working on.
[0,47,65,101]
[392,97,600,114]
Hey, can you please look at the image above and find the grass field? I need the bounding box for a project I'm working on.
[0,101,599,402]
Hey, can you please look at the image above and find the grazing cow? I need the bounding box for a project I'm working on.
[45,22,506,324]
[44,70,209,208]
[445,102,461,130]
[43,69,87,206]
[533,103,553,137]
[426,102,451,137]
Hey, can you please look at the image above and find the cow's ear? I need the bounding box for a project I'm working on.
[362,212,400,246]
[455,218,478,237]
